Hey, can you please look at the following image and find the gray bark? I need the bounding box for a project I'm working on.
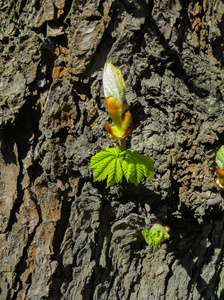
[0,0,224,299]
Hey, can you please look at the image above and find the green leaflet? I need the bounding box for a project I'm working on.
[142,224,170,246]
[89,147,123,188]
[89,147,154,188]
[106,156,123,188]
[122,151,154,186]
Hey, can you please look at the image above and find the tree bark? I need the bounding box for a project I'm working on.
[1,0,224,299]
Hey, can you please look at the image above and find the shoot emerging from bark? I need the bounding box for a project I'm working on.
[89,62,154,188]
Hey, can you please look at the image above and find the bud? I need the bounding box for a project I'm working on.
[103,62,132,140]
[216,145,224,190]
[103,62,126,104]
[216,145,224,169]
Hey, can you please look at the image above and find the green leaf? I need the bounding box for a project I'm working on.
[89,148,154,188]
[93,156,116,182]
[106,156,123,188]
[142,224,170,246]
[104,147,122,155]
[122,158,144,186]
[131,151,154,178]
[89,147,124,188]
[89,152,112,169]
[122,151,154,186]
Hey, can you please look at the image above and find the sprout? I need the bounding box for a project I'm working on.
[142,224,170,246]
[89,61,154,189]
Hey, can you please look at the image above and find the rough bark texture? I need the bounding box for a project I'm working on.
[1,0,224,299]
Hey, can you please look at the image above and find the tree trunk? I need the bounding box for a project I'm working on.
[1,0,224,299]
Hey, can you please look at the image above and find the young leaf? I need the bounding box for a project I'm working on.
[122,158,144,186]
[104,147,122,155]
[92,155,116,182]
[122,151,154,186]
[142,224,170,246]
[106,156,123,188]
[131,151,154,178]
[89,148,154,188]
[89,148,124,188]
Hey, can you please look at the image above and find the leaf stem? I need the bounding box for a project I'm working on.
[119,138,126,150]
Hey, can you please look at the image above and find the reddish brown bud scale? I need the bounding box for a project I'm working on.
[163,226,170,233]
[123,128,132,139]
[105,122,113,135]
[148,223,170,233]
[216,167,224,179]
[122,110,130,121]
